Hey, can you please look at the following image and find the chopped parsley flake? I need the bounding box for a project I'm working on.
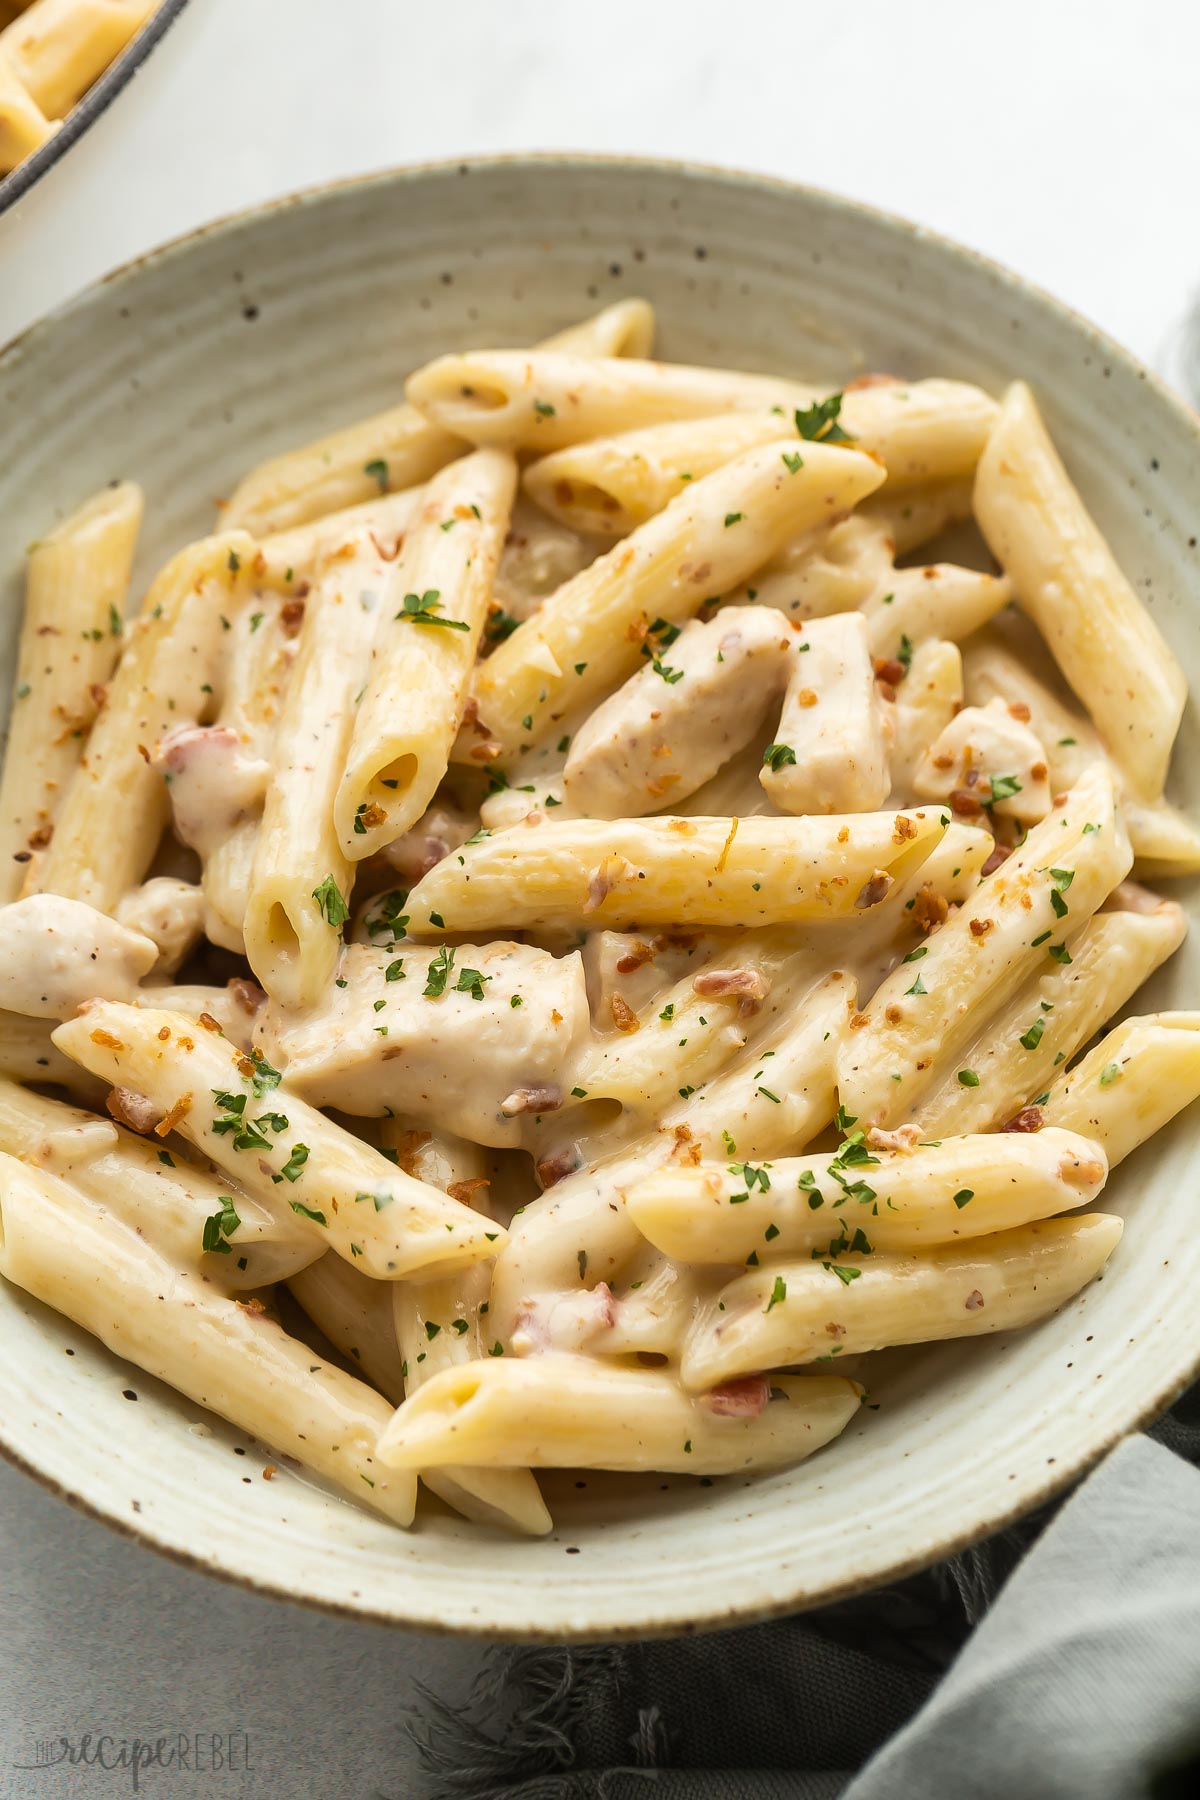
[794,392,855,444]
[201,1195,240,1255]
[424,945,455,997]
[364,457,388,491]
[762,743,797,772]
[395,589,469,631]
[312,874,350,927]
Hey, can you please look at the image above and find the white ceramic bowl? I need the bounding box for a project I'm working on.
[2,157,1198,1639]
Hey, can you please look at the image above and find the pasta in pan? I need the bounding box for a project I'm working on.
[1,300,1197,1535]
[0,0,158,175]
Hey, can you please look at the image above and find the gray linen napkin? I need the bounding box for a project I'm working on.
[407,1389,1200,1799]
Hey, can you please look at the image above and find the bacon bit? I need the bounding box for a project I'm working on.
[446,1176,492,1204]
[874,657,906,687]
[90,1028,126,1052]
[390,1128,432,1177]
[867,1123,922,1154]
[197,1011,224,1034]
[550,1008,563,1024]
[1007,701,1032,722]
[280,598,306,635]
[893,815,919,844]
[885,1004,903,1025]
[237,1294,270,1315]
[359,801,388,830]
[500,1085,562,1116]
[825,1321,847,1338]
[931,752,955,771]
[706,1375,770,1418]
[229,978,266,1014]
[585,854,635,914]
[981,845,1011,877]
[644,775,680,800]
[626,613,651,646]
[616,941,656,975]
[153,1092,193,1138]
[968,918,994,938]
[692,967,769,1016]
[157,1026,170,1041]
[136,743,151,764]
[1065,1156,1106,1188]
[177,1036,195,1053]
[949,787,984,819]
[611,993,640,1033]
[796,687,818,708]
[368,529,402,562]
[233,1051,256,1078]
[589,1283,617,1328]
[262,1465,278,1482]
[965,1290,985,1312]
[1031,761,1048,781]
[469,740,502,762]
[837,827,850,845]
[459,694,486,737]
[535,1151,577,1189]
[1002,1105,1044,1134]
[854,870,892,909]
[106,1087,161,1134]
[715,817,739,873]
[381,1044,406,1062]
[849,1011,869,1031]
[25,821,52,849]
[876,678,897,704]
[910,885,948,934]
[845,372,900,391]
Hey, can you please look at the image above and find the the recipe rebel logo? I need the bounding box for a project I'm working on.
[9,1730,255,1791]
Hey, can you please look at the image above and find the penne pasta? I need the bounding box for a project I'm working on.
[912,901,1186,1135]
[625,1127,1108,1263]
[406,808,946,934]
[51,1001,504,1280]
[242,527,387,1007]
[0,482,142,903]
[962,632,1200,877]
[407,351,819,451]
[287,1252,408,1403]
[378,1118,553,1535]
[681,1214,1123,1389]
[0,0,153,119]
[974,382,1185,800]
[0,1075,318,1289]
[1041,1012,1200,1165]
[334,449,516,857]
[31,531,254,914]
[0,1152,416,1525]
[0,44,57,172]
[522,378,997,535]
[377,1358,860,1476]
[837,764,1131,1129]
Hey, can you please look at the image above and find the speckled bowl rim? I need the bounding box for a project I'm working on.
[2,152,1200,1641]
[0,0,190,217]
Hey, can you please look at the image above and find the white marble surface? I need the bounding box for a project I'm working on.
[1,1,1198,1795]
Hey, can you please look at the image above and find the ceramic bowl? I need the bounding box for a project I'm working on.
[1,157,1198,1638]
[0,0,189,217]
